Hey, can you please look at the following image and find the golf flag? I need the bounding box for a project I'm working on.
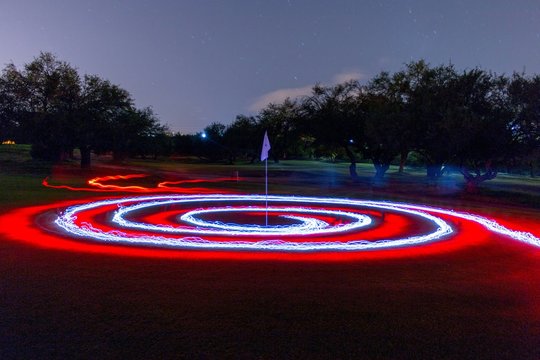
[260,131,271,161]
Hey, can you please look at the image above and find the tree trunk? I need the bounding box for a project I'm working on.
[398,150,408,173]
[426,164,442,178]
[373,162,389,179]
[349,162,357,178]
[344,145,358,179]
[460,164,497,193]
[80,146,91,169]
[464,179,479,193]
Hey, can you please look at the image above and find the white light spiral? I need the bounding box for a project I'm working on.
[53,194,540,251]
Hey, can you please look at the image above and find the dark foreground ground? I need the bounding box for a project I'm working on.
[1,235,539,359]
[0,159,539,359]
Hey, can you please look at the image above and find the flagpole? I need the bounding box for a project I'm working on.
[261,130,271,227]
[265,157,268,226]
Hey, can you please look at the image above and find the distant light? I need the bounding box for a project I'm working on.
[201,132,207,139]
[349,139,354,144]
[2,140,15,145]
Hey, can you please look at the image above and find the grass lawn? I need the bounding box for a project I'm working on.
[1,145,539,359]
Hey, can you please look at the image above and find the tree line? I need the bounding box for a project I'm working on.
[173,60,540,190]
[1,54,539,189]
[0,52,167,168]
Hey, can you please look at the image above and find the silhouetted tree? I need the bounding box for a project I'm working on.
[125,108,170,159]
[399,61,459,182]
[0,64,25,142]
[196,122,228,162]
[258,98,301,163]
[173,133,196,156]
[301,81,362,178]
[508,73,540,177]
[450,70,513,191]
[361,71,408,179]
[223,115,259,163]
[76,74,133,167]
[13,52,81,161]
[2,52,166,168]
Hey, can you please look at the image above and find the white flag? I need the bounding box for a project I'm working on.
[260,131,271,161]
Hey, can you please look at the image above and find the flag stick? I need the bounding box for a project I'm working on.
[265,157,268,226]
[261,130,271,227]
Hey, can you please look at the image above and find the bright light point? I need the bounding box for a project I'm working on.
[201,132,207,139]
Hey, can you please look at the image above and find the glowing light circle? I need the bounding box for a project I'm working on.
[114,204,373,235]
[54,194,457,251]
[0,173,535,261]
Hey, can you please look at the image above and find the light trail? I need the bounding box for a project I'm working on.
[51,194,540,252]
[0,173,537,259]
[114,202,373,236]
[43,174,235,194]
[54,194,452,251]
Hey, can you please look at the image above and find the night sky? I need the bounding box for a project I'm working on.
[1,0,539,133]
